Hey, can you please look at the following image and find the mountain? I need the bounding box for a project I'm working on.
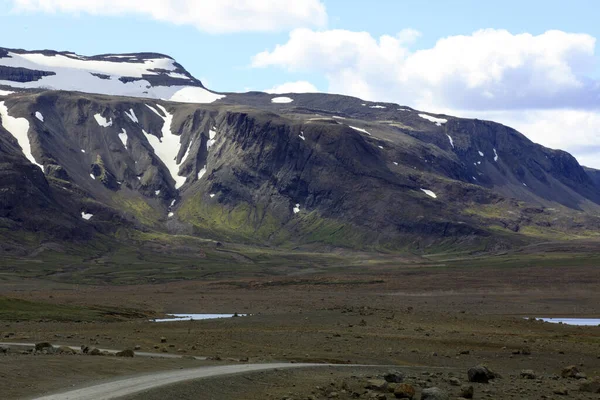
[0,48,223,103]
[1,47,600,255]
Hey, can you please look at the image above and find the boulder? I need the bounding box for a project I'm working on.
[460,385,474,399]
[553,387,569,396]
[88,348,102,356]
[448,377,461,386]
[520,369,537,379]
[0,346,9,354]
[561,365,580,379]
[366,379,388,391]
[115,349,135,358]
[393,383,415,399]
[160,337,167,343]
[468,365,498,383]
[384,371,404,383]
[421,387,448,400]
[35,342,53,352]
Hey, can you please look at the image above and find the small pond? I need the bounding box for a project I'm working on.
[152,314,247,322]
[536,318,600,326]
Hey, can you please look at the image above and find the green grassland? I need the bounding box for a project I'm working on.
[0,297,151,322]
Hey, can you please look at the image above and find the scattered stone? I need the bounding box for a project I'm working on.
[0,346,8,354]
[468,365,498,383]
[448,377,461,386]
[520,369,537,379]
[579,377,600,393]
[366,379,388,391]
[134,345,141,350]
[460,385,474,399]
[160,337,167,343]
[384,371,404,383]
[575,372,587,380]
[553,387,569,396]
[89,348,101,356]
[57,346,76,355]
[35,342,53,352]
[393,383,415,399]
[421,387,448,400]
[115,349,135,358]
[561,365,580,379]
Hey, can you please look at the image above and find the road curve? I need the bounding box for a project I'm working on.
[31,363,328,400]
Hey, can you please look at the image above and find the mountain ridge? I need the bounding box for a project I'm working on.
[1,48,600,255]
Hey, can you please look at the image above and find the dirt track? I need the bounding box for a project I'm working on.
[32,363,330,400]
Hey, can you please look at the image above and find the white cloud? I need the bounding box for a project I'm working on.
[10,0,327,33]
[265,80,318,94]
[252,28,599,111]
[252,28,600,168]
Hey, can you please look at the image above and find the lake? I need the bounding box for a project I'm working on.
[537,318,600,326]
[152,313,246,322]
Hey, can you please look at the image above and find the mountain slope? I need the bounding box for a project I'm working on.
[1,48,600,253]
[0,48,223,103]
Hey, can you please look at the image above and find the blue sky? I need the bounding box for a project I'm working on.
[1,0,600,166]
[2,0,599,92]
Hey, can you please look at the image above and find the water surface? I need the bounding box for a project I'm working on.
[153,314,246,322]
[537,318,600,326]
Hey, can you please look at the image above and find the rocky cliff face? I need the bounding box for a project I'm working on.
[1,49,600,252]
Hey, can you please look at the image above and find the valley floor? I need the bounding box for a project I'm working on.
[1,249,599,399]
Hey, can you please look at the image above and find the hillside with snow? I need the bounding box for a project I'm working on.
[0,48,224,103]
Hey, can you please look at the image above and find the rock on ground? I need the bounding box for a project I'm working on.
[468,365,498,383]
[421,387,449,400]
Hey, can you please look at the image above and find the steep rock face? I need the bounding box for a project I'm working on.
[0,122,92,244]
[584,166,600,186]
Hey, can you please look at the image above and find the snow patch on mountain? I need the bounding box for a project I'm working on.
[447,135,454,148]
[420,189,438,199]
[142,105,187,189]
[168,87,224,103]
[207,129,217,149]
[349,126,371,135]
[198,166,207,180]
[35,112,44,122]
[94,114,112,127]
[81,212,94,220]
[0,51,224,104]
[0,101,43,170]
[118,129,128,149]
[419,114,448,126]
[0,89,14,96]
[271,96,294,104]
[124,109,138,123]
